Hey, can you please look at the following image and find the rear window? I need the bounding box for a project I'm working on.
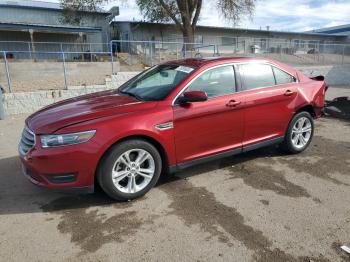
[238,63,275,90]
[272,66,295,85]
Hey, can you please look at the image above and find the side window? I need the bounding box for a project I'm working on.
[272,66,295,85]
[186,66,235,98]
[238,63,275,90]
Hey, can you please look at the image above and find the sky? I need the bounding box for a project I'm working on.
[45,0,350,32]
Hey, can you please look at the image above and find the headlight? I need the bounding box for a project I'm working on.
[40,130,96,148]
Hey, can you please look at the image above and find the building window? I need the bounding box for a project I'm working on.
[260,39,268,50]
[221,37,237,46]
[308,40,317,48]
[294,39,305,48]
[294,39,300,48]
[195,35,203,43]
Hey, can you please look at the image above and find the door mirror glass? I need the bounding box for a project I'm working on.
[177,91,208,105]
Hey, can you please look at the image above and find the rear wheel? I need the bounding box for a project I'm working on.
[98,139,162,201]
[281,111,314,154]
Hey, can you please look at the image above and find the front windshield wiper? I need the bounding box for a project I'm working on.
[119,90,143,101]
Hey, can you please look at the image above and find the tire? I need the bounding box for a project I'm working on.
[281,111,314,154]
[97,139,162,201]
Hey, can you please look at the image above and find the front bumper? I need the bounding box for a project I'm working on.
[19,138,102,192]
[21,164,94,193]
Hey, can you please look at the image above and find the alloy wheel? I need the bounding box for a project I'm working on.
[291,117,312,149]
[111,149,155,194]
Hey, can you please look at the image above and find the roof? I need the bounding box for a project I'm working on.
[308,24,350,35]
[0,22,102,33]
[167,56,275,67]
[113,20,348,38]
[0,0,110,14]
[166,57,298,77]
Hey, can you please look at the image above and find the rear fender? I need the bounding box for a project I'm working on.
[296,81,327,118]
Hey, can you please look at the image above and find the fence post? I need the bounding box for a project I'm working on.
[62,51,68,90]
[176,42,178,60]
[0,86,4,120]
[110,41,115,75]
[280,44,282,59]
[28,42,32,60]
[3,51,12,93]
[90,43,93,62]
[150,41,153,66]
[342,44,345,65]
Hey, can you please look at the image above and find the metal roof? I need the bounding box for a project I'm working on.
[0,22,102,33]
[0,0,110,14]
[113,20,348,37]
[308,24,350,35]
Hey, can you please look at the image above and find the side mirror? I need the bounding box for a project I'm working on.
[177,91,208,105]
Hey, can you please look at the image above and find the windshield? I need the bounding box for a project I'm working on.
[118,64,195,101]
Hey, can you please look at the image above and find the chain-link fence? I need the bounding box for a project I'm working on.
[111,40,215,66]
[0,50,116,92]
[0,41,110,55]
[111,39,350,67]
[1,39,350,93]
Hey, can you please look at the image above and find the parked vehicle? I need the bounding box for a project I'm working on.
[19,57,327,200]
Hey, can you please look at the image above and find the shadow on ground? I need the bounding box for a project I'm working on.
[1,139,347,261]
[0,144,285,216]
[1,132,349,217]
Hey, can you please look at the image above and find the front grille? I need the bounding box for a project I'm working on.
[19,126,35,155]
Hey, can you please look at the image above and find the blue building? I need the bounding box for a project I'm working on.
[0,0,112,53]
[310,24,350,41]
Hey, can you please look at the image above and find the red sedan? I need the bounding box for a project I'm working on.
[19,57,327,200]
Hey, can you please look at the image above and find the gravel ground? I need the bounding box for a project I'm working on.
[0,90,349,261]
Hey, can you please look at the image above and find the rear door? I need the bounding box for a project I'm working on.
[237,63,298,147]
[173,65,244,164]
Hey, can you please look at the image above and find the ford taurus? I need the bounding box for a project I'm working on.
[19,57,327,200]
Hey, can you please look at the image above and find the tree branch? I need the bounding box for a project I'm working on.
[158,0,183,30]
[191,0,202,27]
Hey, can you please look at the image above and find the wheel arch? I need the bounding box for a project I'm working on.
[295,104,316,118]
[94,134,170,185]
[284,104,315,136]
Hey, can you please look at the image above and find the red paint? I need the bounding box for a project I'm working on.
[19,57,326,190]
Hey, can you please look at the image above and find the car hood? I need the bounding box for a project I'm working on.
[26,90,157,134]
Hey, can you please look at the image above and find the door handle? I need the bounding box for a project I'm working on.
[284,90,294,96]
[226,100,241,107]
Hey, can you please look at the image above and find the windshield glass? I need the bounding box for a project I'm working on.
[118,64,195,101]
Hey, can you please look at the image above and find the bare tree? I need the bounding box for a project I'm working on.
[60,0,256,45]
[60,0,109,25]
[137,0,256,44]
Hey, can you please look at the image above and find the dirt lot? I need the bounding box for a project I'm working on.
[0,105,350,261]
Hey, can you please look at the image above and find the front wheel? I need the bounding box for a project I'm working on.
[281,111,314,154]
[97,139,162,201]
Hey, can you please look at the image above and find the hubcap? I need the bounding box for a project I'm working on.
[111,149,155,194]
[291,117,312,149]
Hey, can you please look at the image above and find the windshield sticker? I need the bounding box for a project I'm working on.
[175,66,194,74]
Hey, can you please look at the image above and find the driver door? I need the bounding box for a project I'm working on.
[173,65,244,164]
